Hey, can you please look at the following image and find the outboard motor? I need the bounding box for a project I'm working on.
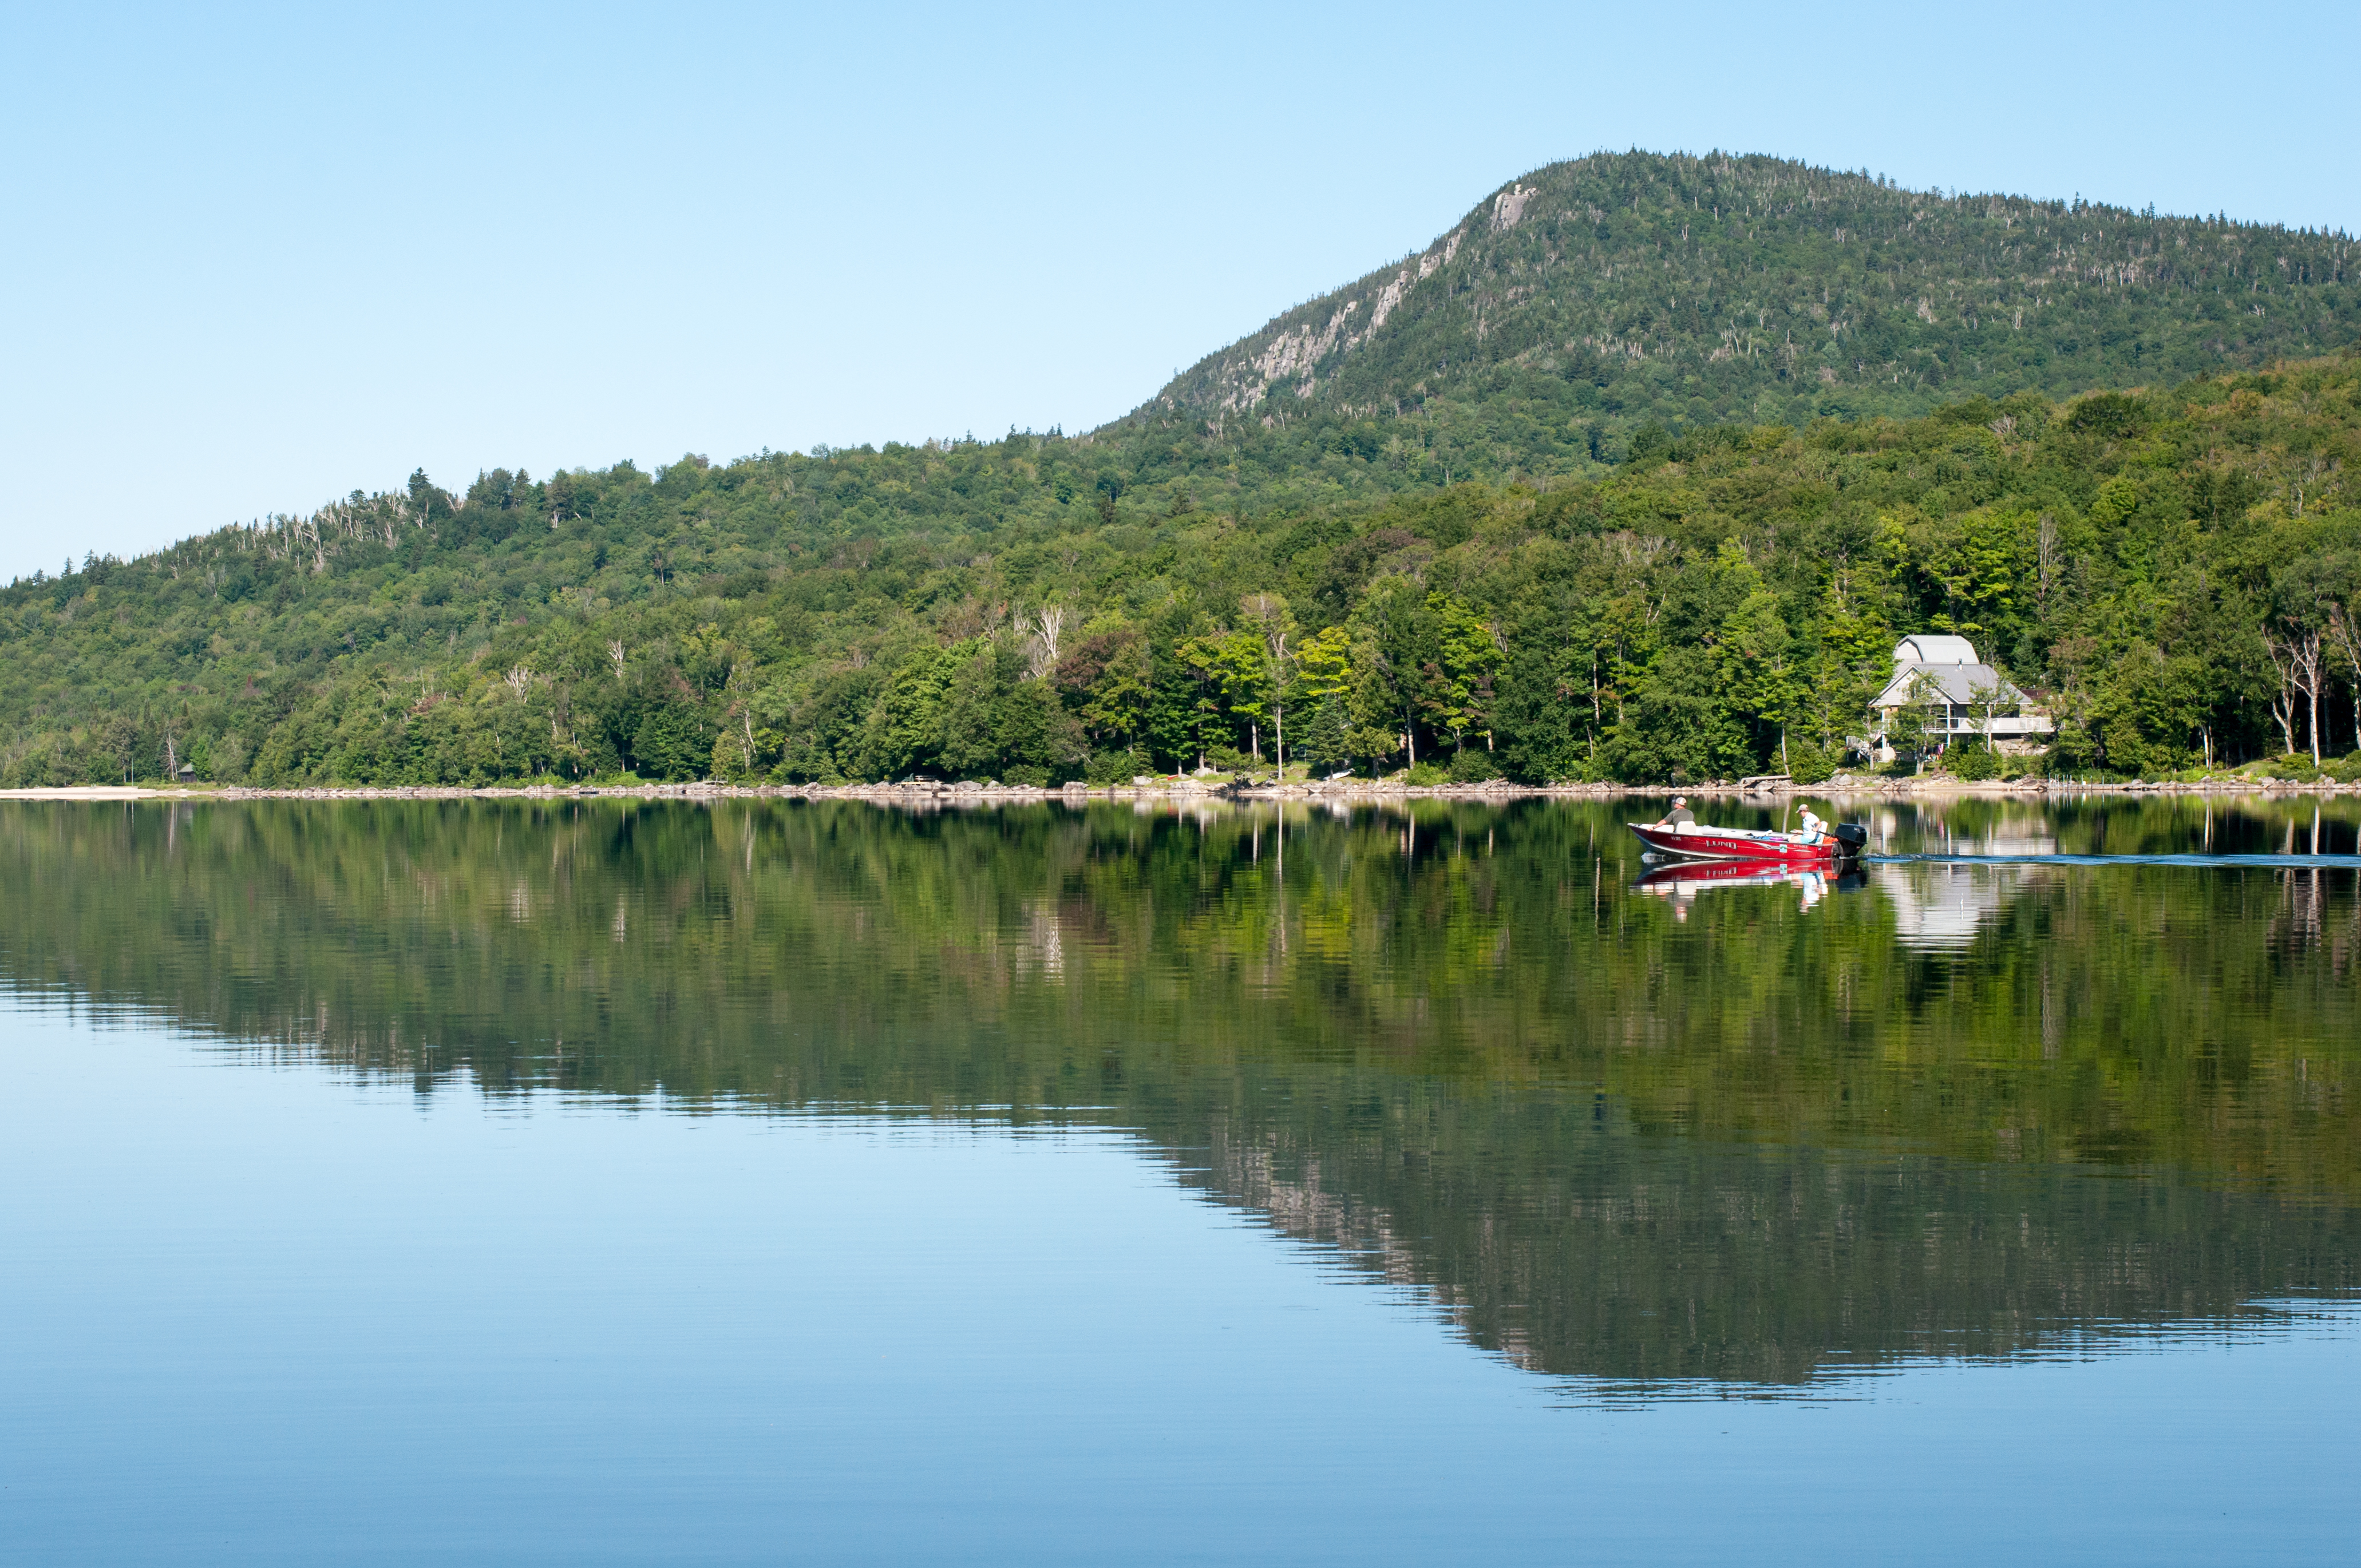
[1832,822,1869,855]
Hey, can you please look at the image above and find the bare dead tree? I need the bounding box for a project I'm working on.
[2294,628,2326,766]
[2036,512,2057,607]
[2265,627,2326,763]
[2327,601,2361,758]
[1023,603,1066,680]
[1242,592,1291,772]
[2264,636,2301,757]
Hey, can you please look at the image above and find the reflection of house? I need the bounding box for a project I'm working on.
[1869,636,2051,758]
[1887,811,2058,860]
[1870,813,2056,949]
[1872,865,2003,949]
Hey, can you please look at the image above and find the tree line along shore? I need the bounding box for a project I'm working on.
[5,773,2354,806]
[5,355,2358,795]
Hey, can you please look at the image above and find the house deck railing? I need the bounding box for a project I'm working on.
[1929,714,2054,736]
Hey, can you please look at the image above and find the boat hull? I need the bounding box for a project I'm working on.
[1628,822,1848,864]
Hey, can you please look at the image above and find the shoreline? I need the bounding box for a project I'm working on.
[1,776,2352,805]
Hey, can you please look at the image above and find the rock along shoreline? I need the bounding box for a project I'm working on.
[0,775,2351,806]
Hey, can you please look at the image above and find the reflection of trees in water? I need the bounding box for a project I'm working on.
[1162,1070,2358,1388]
[1,797,2356,1389]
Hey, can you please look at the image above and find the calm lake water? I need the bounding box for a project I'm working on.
[2,795,2357,1564]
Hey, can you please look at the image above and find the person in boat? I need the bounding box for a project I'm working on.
[1655,795,1697,831]
[1793,806,1825,846]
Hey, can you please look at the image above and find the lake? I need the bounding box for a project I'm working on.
[2,795,2356,1564]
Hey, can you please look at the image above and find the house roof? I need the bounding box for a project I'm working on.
[1894,633,1979,664]
[1873,662,2030,708]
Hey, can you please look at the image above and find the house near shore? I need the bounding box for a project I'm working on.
[1868,635,2051,761]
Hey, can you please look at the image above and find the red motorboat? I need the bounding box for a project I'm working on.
[1627,819,1866,865]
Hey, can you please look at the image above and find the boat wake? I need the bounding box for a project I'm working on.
[1864,853,2361,870]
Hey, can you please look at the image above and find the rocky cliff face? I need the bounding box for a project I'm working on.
[1121,150,2358,435]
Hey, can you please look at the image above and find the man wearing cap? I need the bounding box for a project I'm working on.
[1793,806,1825,846]
[1655,795,1696,830]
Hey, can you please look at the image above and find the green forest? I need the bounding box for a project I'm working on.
[3,151,2359,790]
[7,357,2357,788]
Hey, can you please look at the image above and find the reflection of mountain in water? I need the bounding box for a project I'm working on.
[1176,1081,2354,1388]
[1,798,2355,1393]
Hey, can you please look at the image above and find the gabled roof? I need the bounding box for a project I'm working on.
[1873,662,2024,708]
[1894,633,1979,665]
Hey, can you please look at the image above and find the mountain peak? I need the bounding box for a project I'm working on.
[1119,149,2358,439]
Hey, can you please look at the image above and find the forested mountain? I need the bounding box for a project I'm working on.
[1121,151,2359,472]
[5,353,2356,788]
[3,153,2359,790]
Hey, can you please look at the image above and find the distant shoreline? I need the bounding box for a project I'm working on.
[2,777,2352,805]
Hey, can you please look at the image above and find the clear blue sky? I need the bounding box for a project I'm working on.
[4,1,2355,579]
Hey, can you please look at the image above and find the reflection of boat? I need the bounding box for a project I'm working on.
[1635,860,1865,917]
[1636,861,1866,893]
[1628,820,1866,865]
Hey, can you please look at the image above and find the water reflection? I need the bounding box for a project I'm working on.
[1,794,2355,1396]
[1636,860,1864,918]
[1869,862,2026,949]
